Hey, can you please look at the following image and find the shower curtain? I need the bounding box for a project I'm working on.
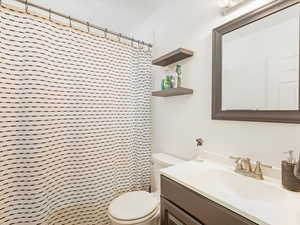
[0,3,152,225]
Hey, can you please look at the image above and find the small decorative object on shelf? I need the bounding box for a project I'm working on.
[161,79,166,90]
[176,64,182,88]
[161,75,172,90]
[152,49,193,98]
[161,73,178,91]
[171,75,177,88]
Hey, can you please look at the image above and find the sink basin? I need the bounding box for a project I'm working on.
[161,160,300,225]
[197,168,285,202]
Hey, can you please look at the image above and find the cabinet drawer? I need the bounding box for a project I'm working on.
[161,198,204,225]
[161,176,257,225]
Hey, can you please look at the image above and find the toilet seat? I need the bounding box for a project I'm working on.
[108,191,159,224]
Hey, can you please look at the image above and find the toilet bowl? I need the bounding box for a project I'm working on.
[108,191,160,225]
[108,153,185,225]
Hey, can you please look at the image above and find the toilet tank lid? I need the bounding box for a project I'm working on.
[152,153,185,167]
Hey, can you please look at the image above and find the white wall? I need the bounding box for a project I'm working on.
[133,0,300,167]
[7,0,159,37]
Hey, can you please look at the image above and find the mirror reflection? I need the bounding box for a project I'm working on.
[222,4,299,111]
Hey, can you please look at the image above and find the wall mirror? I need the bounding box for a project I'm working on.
[212,0,300,123]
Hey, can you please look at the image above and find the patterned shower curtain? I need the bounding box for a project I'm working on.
[0,3,152,225]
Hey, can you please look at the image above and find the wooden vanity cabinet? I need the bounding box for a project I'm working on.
[161,198,204,225]
[160,176,257,225]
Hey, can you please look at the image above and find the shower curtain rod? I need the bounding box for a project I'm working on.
[4,0,153,48]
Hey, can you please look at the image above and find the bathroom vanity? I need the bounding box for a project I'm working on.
[161,176,256,225]
[160,160,300,225]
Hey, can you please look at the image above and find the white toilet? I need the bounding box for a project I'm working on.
[108,153,185,225]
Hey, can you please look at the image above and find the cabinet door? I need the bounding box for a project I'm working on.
[161,198,204,225]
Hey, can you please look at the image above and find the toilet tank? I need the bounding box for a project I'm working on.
[151,153,185,193]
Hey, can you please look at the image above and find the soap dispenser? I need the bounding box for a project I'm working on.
[282,151,300,192]
[294,154,300,179]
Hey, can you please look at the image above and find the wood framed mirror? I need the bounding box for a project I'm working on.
[212,0,300,123]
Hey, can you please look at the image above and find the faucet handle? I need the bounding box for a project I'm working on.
[242,158,252,173]
[253,161,263,180]
[253,161,272,180]
[254,161,262,174]
[230,156,243,171]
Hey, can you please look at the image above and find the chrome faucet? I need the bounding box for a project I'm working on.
[230,156,272,180]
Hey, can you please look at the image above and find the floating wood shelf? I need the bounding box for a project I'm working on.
[152,88,194,97]
[152,48,194,66]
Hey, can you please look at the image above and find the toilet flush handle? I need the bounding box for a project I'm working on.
[196,138,204,147]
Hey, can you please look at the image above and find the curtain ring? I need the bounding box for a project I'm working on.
[104,28,108,38]
[48,8,52,21]
[86,22,90,32]
[25,0,28,13]
[118,33,121,43]
[68,16,72,27]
